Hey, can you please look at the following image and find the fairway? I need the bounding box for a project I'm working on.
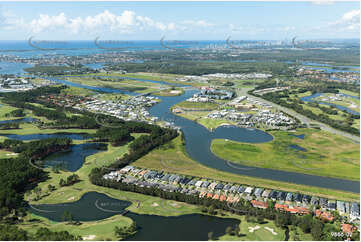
[211,128,360,181]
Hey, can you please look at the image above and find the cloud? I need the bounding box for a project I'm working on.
[30,13,67,33]
[0,9,25,30]
[329,9,360,32]
[182,20,215,27]
[3,10,189,35]
[0,9,217,35]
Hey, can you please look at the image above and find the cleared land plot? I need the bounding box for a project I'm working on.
[211,128,359,181]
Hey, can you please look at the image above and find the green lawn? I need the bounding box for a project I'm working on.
[211,128,359,181]
[197,118,236,130]
[218,218,285,241]
[0,101,20,119]
[21,213,132,241]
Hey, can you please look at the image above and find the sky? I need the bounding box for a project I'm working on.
[0,1,359,41]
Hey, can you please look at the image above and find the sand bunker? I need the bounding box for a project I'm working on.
[151,202,159,207]
[82,235,96,240]
[265,226,278,235]
[248,225,260,233]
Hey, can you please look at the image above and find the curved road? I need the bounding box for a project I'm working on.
[237,87,360,143]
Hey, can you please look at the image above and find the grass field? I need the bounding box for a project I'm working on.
[0,100,20,119]
[339,89,360,97]
[60,86,96,97]
[218,218,285,241]
[197,118,237,130]
[64,76,163,94]
[133,136,359,202]
[153,88,184,96]
[211,128,360,181]
[21,213,133,241]
[0,122,97,135]
[173,101,220,110]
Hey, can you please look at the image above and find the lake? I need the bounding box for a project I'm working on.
[29,191,240,241]
[43,143,107,172]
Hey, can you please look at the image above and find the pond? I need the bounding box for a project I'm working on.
[29,192,240,241]
[43,143,107,172]
[289,134,305,139]
[289,144,307,152]
[0,117,38,124]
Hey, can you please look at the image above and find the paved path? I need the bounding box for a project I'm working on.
[237,87,360,143]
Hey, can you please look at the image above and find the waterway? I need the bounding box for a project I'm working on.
[45,77,359,193]
[29,192,240,241]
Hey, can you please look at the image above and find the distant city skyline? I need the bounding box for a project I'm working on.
[0,1,359,40]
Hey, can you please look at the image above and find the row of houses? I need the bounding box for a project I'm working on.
[103,166,360,223]
[207,108,295,128]
[202,73,272,80]
[74,95,159,123]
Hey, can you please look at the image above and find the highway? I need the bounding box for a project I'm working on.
[237,87,360,143]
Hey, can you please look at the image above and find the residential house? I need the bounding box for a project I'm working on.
[251,200,268,209]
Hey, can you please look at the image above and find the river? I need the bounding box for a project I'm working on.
[44,76,359,193]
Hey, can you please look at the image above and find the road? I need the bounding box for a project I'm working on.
[237,87,360,143]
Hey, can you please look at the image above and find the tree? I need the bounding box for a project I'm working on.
[299,215,313,234]
[48,184,56,192]
[234,225,240,237]
[61,211,73,223]
[257,214,265,224]
[0,225,28,240]
[33,187,42,200]
[208,231,214,240]
[311,219,324,240]
[59,178,66,187]
[225,226,233,235]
